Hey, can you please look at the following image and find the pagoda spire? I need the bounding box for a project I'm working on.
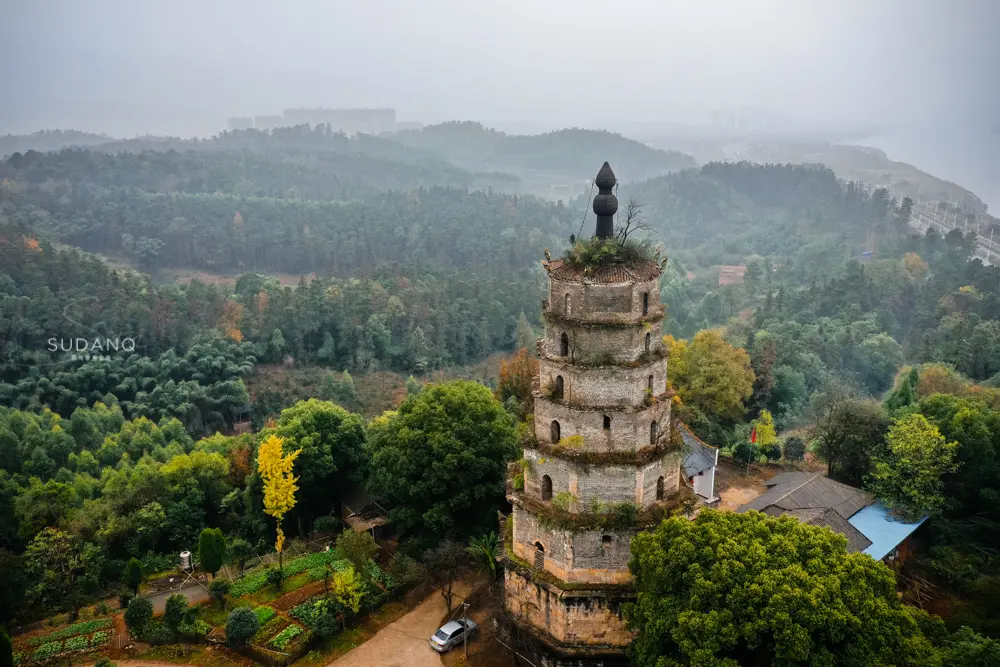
[593,161,618,239]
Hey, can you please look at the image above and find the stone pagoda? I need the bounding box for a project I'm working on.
[502,162,686,666]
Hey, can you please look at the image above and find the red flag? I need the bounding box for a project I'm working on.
[750,425,757,444]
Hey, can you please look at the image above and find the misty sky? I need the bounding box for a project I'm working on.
[1,0,998,205]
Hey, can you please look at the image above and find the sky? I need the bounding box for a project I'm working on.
[1,0,998,204]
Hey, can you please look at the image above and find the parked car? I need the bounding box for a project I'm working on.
[429,619,478,652]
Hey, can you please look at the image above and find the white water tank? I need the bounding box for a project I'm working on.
[180,551,192,570]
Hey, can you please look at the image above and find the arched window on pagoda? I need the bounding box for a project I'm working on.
[650,420,658,445]
[560,332,569,356]
[541,475,553,501]
[551,420,561,443]
[656,476,665,500]
[554,375,564,399]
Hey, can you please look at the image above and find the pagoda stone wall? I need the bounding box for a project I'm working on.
[537,360,667,408]
[539,323,663,364]
[504,570,635,649]
[520,448,681,509]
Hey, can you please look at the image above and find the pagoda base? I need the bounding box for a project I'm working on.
[499,566,633,667]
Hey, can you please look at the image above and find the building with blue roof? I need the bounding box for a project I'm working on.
[739,472,927,563]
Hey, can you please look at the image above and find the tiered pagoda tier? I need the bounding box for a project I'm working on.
[501,162,686,667]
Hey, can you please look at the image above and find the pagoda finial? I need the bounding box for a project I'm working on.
[593,162,618,239]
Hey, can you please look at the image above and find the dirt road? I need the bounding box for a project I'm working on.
[328,582,479,667]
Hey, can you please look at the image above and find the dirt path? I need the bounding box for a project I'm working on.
[327,582,477,667]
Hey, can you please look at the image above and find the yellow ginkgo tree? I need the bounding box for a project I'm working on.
[257,434,301,577]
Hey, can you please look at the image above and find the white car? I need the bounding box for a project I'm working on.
[429,619,478,652]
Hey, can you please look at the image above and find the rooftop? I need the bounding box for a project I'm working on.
[739,472,926,557]
[548,258,661,284]
[718,265,747,286]
[678,422,718,478]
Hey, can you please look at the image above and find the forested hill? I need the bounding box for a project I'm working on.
[620,162,900,279]
[0,129,519,199]
[0,129,113,155]
[390,122,696,180]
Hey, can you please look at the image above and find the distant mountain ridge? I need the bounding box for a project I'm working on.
[390,121,697,181]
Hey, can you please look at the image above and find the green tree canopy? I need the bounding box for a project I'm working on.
[866,413,959,520]
[198,527,227,578]
[667,330,754,425]
[124,557,143,595]
[627,510,934,666]
[262,399,366,530]
[367,381,518,545]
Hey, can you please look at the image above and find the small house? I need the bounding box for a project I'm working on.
[738,472,927,563]
[679,423,719,503]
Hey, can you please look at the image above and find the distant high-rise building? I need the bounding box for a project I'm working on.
[253,115,284,132]
[281,108,397,134]
[226,117,253,131]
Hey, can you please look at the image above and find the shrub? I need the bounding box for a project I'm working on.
[269,625,303,650]
[164,594,189,631]
[90,632,111,648]
[336,530,379,576]
[95,601,111,616]
[225,608,260,647]
[124,597,153,636]
[265,567,284,591]
[783,436,806,461]
[313,516,341,533]
[389,553,425,590]
[733,442,757,466]
[762,443,782,462]
[118,590,135,611]
[142,620,174,645]
[209,578,231,610]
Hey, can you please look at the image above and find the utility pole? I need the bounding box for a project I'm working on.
[462,602,470,659]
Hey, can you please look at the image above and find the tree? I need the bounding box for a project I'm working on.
[813,397,890,486]
[466,532,500,584]
[257,434,301,577]
[753,409,777,448]
[515,312,535,352]
[124,596,153,636]
[22,528,100,614]
[626,510,934,667]
[497,348,538,418]
[225,607,259,647]
[885,366,919,413]
[866,414,959,520]
[666,330,754,424]
[209,578,230,610]
[331,566,365,617]
[124,557,143,595]
[198,527,227,578]
[229,537,252,577]
[367,381,519,544]
[263,399,365,532]
[336,530,378,578]
[423,540,466,615]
